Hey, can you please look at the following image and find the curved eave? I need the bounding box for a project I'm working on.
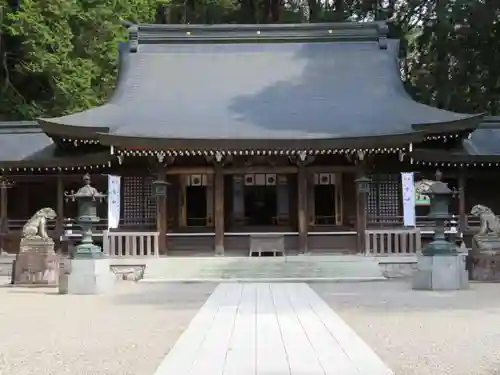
[410,149,500,164]
[411,113,485,134]
[96,131,426,150]
[0,151,112,170]
[37,119,109,139]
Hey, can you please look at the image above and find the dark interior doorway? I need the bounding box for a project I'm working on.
[244,185,277,225]
[314,185,337,225]
[186,186,207,226]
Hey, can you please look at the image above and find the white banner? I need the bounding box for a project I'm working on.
[107,175,121,229]
[401,172,416,227]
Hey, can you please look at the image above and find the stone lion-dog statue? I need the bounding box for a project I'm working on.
[22,207,57,240]
[470,204,500,236]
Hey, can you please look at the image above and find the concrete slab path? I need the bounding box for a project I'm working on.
[153,282,394,375]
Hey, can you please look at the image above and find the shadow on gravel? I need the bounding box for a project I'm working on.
[310,280,500,313]
[110,282,216,309]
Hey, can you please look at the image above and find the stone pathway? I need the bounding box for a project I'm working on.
[153,283,394,375]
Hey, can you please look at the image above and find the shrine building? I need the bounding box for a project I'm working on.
[1,21,500,256]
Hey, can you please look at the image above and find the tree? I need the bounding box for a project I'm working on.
[399,0,500,114]
[0,0,156,119]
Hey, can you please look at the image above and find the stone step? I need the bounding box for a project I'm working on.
[141,255,386,281]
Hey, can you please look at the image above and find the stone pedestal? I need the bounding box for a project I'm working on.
[472,234,500,253]
[12,238,59,286]
[412,254,469,290]
[65,257,115,295]
[469,234,500,281]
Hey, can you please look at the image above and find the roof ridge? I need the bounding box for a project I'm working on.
[130,21,389,49]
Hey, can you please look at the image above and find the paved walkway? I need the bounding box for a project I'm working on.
[153,283,394,375]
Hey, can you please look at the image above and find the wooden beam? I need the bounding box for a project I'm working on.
[56,174,64,243]
[458,167,467,233]
[297,164,308,253]
[206,174,214,227]
[166,166,215,175]
[214,164,224,255]
[178,175,187,227]
[156,165,168,255]
[307,170,315,225]
[0,184,6,223]
[0,182,7,254]
[223,165,298,175]
[307,165,357,173]
[355,162,368,253]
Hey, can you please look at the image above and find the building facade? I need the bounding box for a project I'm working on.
[1,22,500,255]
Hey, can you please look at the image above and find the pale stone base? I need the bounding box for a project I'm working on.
[13,239,59,286]
[412,254,469,291]
[64,258,115,295]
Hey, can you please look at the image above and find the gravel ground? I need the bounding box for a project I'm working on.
[0,279,215,375]
[311,280,500,375]
[3,277,500,375]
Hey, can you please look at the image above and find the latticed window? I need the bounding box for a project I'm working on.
[367,173,401,224]
[123,176,155,225]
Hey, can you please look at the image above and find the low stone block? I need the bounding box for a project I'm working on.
[412,254,468,291]
[12,239,59,286]
[469,253,500,281]
[66,258,115,295]
[472,234,500,253]
[110,265,145,281]
[250,235,285,256]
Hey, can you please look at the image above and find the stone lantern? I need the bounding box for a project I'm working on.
[65,173,107,258]
[412,170,468,291]
[62,173,114,295]
[421,170,457,256]
[355,176,371,194]
[152,179,170,198]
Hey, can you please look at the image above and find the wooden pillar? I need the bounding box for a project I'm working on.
[156,165,168,255]
[0,183,7,226]
[206,174,214,227]
[355,163,368,254]
[458,167,467,234]
[0,180,7,254]
[297,163,308,254]
[56,174,64,242]
[214,165,224,256]
[178,175,187,227]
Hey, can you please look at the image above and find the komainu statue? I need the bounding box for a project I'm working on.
[21,207,57,240]
[470,204,500,236]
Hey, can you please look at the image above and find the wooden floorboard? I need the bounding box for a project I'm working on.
[223,283,257,375]
[153,283,394,375]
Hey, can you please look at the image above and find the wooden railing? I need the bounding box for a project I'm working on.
[103,231,160,257]
[365,215,488,231]
[365,229,422,255]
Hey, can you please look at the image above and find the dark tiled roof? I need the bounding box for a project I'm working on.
[410,117,500,163]
[463,117,500,155]
[0,122,53,162]
[39,22,482,148]
[0,122,110,167]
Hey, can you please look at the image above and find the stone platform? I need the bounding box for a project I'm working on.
[61,258,115,295]
[412,254,468,290]
[12,239,59,286]
[141,255,386,282]
[470,234,500,281]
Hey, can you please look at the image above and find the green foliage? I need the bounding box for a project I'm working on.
[0,0,156,119]
[399,0,500,114]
